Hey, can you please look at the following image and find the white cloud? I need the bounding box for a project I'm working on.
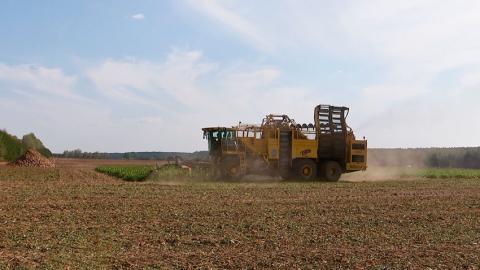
[85,50,319,150]
[0,63,110,152]
[187,0,480,63]
[185,0,273,51]
[3,47,477,152]
[130,13,145,20]
[186,0,480,85]
[185,0,480,147]
[86,50,215,108]
[0,63,81,100]
[0,50,320,152]
[2,1,480,152]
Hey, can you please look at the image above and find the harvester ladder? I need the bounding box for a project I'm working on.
[278,129,292,177]
[234,138,247,175]
[239,152,247,175]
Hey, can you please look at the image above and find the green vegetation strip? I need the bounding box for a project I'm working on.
[418,168,480,179]
[95,165,153,181]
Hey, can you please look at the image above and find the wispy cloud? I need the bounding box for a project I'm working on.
[86,49,318,142]
[185,0,273,52]
[0,50,318,152]
[130,13,145,20]
[0,63,109,152]
[2,40,479,151]
[0,63,87,101]
[86,50,215,108]
[184,0,480,147]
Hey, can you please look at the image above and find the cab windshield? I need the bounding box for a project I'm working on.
[209,130,234,139]
[206,130,235,152]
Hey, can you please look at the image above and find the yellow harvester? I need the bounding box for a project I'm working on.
[202,104,367,181]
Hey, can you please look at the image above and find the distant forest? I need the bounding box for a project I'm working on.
[57,147,480,169]
[368,147,480,169]
[57,149,209,161]
[2,128,477,169]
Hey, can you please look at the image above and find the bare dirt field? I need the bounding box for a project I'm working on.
[0,159,479,269]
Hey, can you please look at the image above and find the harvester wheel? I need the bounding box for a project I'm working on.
[220,157,243,180]
[321,161,342,182]
[294,159,317,181]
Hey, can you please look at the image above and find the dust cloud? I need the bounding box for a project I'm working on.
[341,149,427,182]
[340,167,418,182]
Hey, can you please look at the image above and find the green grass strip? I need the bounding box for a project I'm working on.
[95,165,153,181]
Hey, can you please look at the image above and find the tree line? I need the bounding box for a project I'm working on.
[368,147,480,169]
[57,150,209,160]
[60,149,109,159]
[0,130,52,161]
[426,148,480,169]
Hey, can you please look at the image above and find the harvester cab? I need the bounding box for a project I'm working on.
[202,104,367,181]
[202,127,236,155]
[202,127,245,178]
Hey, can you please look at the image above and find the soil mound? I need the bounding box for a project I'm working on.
[10,149,55,168]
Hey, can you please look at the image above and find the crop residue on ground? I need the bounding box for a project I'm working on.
[0,161,479,268]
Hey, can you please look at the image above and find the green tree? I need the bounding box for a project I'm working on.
[0,130,25,161]
[21,133,53,157]
[427,153,440,168]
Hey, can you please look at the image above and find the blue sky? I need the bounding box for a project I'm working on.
[1,0,479,152]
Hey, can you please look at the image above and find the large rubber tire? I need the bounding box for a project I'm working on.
[220,156,243,180]
[321,161,342,182]
[294,159,318,181]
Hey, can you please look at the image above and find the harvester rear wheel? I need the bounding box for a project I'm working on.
[321,161,342,182]
[294,159,317,181]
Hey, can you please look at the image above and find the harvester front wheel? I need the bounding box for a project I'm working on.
[321,161,342,182]
[294,159,317,181]
[220,157,243,180]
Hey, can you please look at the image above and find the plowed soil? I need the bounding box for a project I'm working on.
[0,160,479,269]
